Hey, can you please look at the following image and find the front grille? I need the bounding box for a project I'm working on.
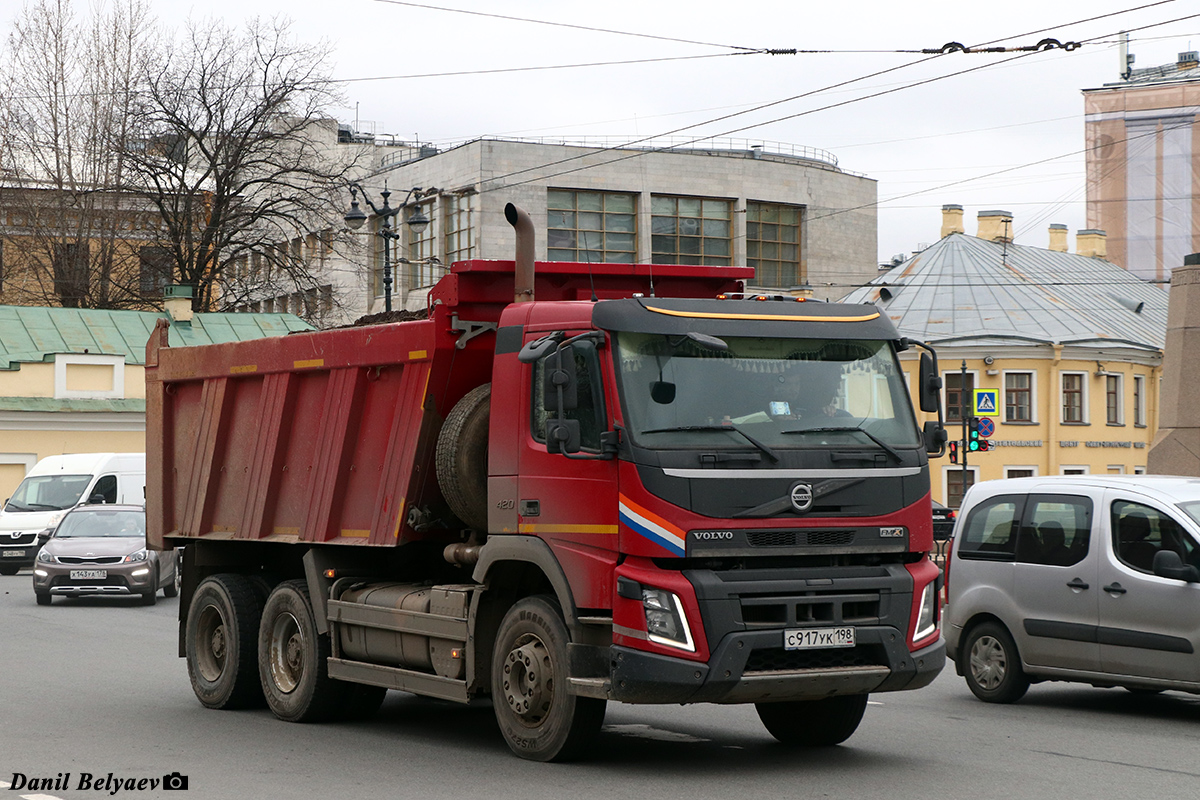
[741,591,881,627]
[746,530,856,547]
[57,556,123,565]
[3,533,37,545]
[745,644,889,673]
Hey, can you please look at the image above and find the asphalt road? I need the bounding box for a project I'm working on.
[2,570,1199,800]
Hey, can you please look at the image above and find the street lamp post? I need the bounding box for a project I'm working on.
[343,184,432,313]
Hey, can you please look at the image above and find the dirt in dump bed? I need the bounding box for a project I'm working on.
[349,309,430,326]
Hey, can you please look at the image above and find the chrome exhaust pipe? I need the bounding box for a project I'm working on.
[504,202,535,303]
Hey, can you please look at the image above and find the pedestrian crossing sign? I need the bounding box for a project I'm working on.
[973,389,999,417]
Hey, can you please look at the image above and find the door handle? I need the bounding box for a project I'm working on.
[1103,582,1127,595]
[1066,578,1089,590]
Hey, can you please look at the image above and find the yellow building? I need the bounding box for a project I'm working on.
[841,206,1167,508]
[0,296,313,502]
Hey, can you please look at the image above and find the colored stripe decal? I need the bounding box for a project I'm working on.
[408,350,428,360]
[340,529,370,538]
[619,495,686,556]
[642,305,879,323]
[294,358,324,369]
[230,364,258,374]
[518,524,618,535]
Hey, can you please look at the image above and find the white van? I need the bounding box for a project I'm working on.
[0,453,146,575]
[945,475,1200,703]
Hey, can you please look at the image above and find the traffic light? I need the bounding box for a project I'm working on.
[948,441,958,464]
[967,417,982,451]
[978,439,990,452]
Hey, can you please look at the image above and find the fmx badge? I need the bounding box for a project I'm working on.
[973,389,999,416]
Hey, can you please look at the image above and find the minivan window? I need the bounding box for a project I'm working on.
[1016,495,1092,567]
[90,474,117,504]
[1111,500,1196,573]
[957,495,1023,561]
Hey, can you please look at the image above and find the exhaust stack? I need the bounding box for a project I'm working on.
[505,203,535,303]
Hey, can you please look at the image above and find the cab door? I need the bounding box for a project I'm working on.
[516,333,619,610]
[1097,492,1200,683]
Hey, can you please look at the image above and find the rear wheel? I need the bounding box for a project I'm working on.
[492,595,606,761]
[755,694,869,746]
[963,621,1030,703]
[258,580,341,722]
[141,567,158,605]
[163,557,180,598]
[186,574,265,709]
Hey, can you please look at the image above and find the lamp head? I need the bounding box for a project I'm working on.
[406,206,430,235]
[343,195,367,230]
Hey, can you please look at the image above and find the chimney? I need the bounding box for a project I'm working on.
[977,210,1014,243]
[1048,223,1068,252]
[1179,51,1199,70]
[940,204,964,238]
[163,284,195,324]
[1076,229,1108,259]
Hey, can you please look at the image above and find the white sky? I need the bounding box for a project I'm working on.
[8,0,1200,266]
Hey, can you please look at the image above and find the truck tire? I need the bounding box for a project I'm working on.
[186,574,265,709]
[755,694,868,746]
[436,383,490,532]
[963,621,1030,704]
[491,595,606,761]
[258,579,341,722]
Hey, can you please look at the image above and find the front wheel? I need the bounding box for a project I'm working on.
[963,621,1030,704]
[491,595,606,761]
[35,592,51,606]
[756,694,869,746]
[0,565,20,576]
[258,580,341,722]
[186,574,265,709]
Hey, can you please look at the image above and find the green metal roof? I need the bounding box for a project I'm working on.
[0,305,314,370]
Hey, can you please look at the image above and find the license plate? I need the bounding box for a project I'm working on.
[784,626,855,650]
[2,549,24,558]
[70,569,107,580]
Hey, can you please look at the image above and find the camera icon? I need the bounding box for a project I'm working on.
[162,772,189,791]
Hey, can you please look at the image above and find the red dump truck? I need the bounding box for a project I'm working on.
[147,204,947,761]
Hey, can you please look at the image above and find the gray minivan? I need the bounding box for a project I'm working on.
[944,475,1200,702]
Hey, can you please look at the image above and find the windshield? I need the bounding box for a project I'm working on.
[3,474,91,512]
[54,509,145,539]
[613,332,920,450]
[1177,501,1200,528]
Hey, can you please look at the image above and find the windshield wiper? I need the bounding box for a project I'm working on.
[782,425,903,463]
[640,424,780,463]
[25,503,61,510]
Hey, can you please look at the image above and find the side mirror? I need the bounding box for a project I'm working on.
[519,335,560,364]
[919,351,941,413]
[923,420,948,455]
[543,344,578,411]
[37,531,52,543]
[650,381,676,404]
[1152,549,1200,583]
[546,418,581,454]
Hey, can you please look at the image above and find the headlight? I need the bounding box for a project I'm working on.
[123,549,149,563]
[37,550,58,564]
[641,587,696,652]
[913,581,939,643]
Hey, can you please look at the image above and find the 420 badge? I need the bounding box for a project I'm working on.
[784,626,855,650]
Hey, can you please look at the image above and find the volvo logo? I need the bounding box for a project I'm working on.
[790,483,814,513]
[692,530,734,541]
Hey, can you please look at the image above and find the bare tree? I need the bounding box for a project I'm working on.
[0,0,155,308]
[122,16,362,313]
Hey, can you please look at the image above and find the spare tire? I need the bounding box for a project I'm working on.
[436,383,491,532]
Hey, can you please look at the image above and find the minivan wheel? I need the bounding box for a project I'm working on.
[963,622,1030,703]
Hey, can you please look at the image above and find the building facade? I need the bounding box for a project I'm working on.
[841,206,1167,508]
[1083,49,1200,280]
[299,135,878,325]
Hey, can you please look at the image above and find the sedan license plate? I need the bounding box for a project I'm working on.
[2,549,24,558]
[70,569,107,580]
[784,626,855,650]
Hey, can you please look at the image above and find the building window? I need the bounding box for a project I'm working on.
[747,202,801,287]
[407,201,441,290]
[54,241,89,304]
[139,245,172,296]
[547,190,636,263]
[1005,468,1035,478]
[946,467,977,509]
[444,194,476,264]
[1133,375,1146,427]
[1106,374,1123,425]
[1004,372,1032,423]
[1062,373,1085,424]
[650,195,731,266]
[1061,466,1089,475]
[944,372,975,422]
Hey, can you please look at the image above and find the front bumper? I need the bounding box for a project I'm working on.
[33,564,155,595]
[610,629,945,704]
[1,545,40,570]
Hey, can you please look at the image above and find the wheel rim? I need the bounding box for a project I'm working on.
[268,611,305,694]
[969,634,1007,690]
[501,633,553,726]
[195,605,227,682]
[173,565,181,593]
